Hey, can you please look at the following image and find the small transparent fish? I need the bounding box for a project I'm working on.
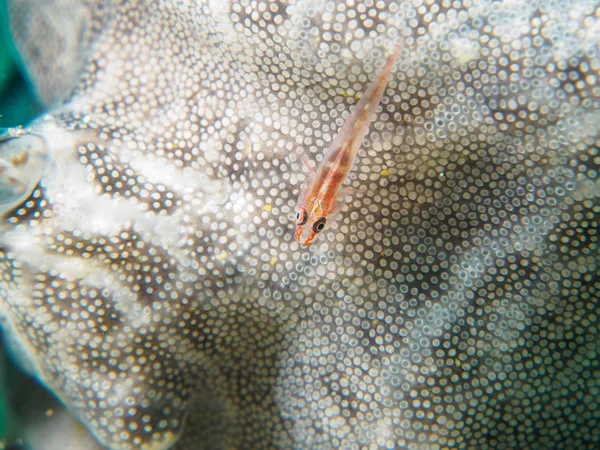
[294,42,402,246]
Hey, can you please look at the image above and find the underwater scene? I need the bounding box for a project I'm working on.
[0,0,599,449]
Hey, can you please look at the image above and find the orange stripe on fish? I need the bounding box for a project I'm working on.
[295,41,402,246]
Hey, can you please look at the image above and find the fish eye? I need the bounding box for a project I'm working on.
[296,208,307,225]
[312,217,326,233]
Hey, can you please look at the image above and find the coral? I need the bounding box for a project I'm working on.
[1,0,599,448]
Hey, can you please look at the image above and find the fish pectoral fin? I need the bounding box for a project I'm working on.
[331,195,354,216]
[301,154,316,177]
[331,204,343,217]
[338,187,372,198]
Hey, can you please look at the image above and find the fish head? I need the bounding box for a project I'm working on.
[294,199,327,246]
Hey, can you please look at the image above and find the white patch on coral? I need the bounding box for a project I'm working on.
[450,36,480,65]
[25,408,104,450]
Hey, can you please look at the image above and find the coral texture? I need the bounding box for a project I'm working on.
[1,0,599,448]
